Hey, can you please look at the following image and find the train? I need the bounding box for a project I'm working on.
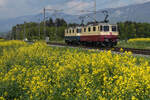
[64,22,119,47]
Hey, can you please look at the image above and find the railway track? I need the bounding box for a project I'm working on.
[47,42,150,56]
[111,47,150,55]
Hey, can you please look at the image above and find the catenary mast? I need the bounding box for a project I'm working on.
[94,0,97,22]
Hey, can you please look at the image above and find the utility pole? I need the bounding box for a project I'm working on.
[10,31,12,40]
[24,21,26,41]
[54,13,57,41]
[77,0,97,23]
[15,26,18,40]
[94,0,97,23]
[79,16,86,26]
[43,8,46,40]
[9,31,11,40]
[53,10,63,41]
[54,11,59,42]
[38,19,41,40]
[43,8,63,41]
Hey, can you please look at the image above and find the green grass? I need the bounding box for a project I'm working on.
[116,40,150,49]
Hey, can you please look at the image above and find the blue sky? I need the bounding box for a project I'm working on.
[0,0,150,19]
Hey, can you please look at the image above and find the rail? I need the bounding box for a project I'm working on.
[47,42,150,56]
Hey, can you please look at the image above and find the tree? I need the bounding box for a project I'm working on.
[46,18,54,27]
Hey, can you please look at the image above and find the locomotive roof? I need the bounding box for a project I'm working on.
[67,22,117,29]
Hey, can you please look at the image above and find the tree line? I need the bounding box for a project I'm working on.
[10,19,150,41]
[10,18,69,41]
[118,21,150,40]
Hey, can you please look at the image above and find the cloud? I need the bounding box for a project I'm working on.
[44,0,94,15]
[1,0,150,20]
[0,0,41,19]
[99,0,150,9]
[0,0,6,7]
[65,0,93,15]
[98,0,131,9]
[133,0,150,3]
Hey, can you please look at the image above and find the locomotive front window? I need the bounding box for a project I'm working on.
[70,30,71,33]
[104,26,109,31]
[112,26,117,32]
[72,29,74,33]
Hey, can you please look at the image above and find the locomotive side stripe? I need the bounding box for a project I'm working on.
[65,32,119,36]
[65,35,118,42]
[80,35,118,42]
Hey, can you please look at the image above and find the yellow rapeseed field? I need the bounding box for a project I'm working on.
[128,38,150,43]
[0,40,150,100]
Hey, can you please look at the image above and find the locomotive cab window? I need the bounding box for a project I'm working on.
[70,30,71,33]
[93,27,96,31]
[77,29,82,33]
[104,26,109,32]
[112,26,117,32]
[84,28,86,32]
[88,27,91,32]
[67,30,69,34]
[100,26,103,31]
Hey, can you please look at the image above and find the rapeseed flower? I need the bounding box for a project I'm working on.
[0,40,149,99]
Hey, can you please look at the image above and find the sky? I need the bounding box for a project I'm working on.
[0,0,150,20]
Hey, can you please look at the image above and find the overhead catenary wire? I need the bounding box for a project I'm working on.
[42,0,88,37]
[43,0,97,19]
[43,0,111,30]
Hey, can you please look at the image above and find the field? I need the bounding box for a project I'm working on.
[117,38,150,49]
[0,40,150,100]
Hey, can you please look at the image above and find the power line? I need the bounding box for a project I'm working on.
[71,0,97,22]
[43,0,108,26]
[94,0,97,22]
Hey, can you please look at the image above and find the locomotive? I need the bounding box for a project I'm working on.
[64,23,119,47]
[64,11,119,47]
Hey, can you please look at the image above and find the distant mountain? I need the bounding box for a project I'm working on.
[0,12,80,32]
[1,1,150,32]
[106,2,150,23]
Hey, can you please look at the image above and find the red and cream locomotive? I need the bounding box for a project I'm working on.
[65,10,119,47]
[65,23,119,47]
